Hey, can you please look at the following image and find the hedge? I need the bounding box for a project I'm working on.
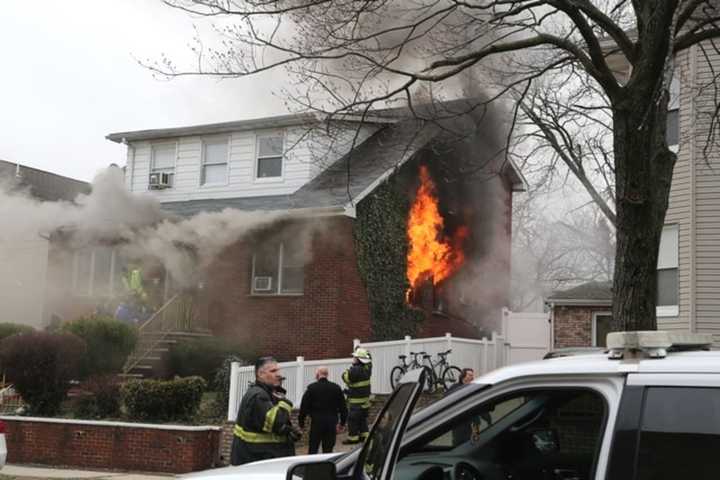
[122,376,206,422]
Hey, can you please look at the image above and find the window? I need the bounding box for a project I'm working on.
[657,225,679,316]
[400,388,606,480]
[637,387,720,480]
[201,138,228,185]
[151,143,176,187]
[667,75,680,149]
[256,134,284,179]
[72,247,118,296]
[592,312,612,347]
[251,240,305,295]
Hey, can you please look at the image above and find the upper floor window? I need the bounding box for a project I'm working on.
[151,143,176,188]
[657,224,679,316]
[256,134,284,179]
[202,137,229,185]
[251,240,304,295]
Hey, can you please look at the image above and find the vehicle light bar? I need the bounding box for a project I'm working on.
[607,331,713,359]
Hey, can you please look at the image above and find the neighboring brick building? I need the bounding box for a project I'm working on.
[547,281,612,348]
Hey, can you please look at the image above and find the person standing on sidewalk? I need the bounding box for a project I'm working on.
[342,348,372,445]
[230,356,302,465]
[298,367,347,454]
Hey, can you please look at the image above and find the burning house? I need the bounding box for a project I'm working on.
[42,101,525,370]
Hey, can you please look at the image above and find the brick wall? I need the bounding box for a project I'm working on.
[200,216,372,360]
[2,417,220,474]
[553,305,611,348]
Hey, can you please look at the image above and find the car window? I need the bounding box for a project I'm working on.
[398,388,606,480]
[637,387,720,480]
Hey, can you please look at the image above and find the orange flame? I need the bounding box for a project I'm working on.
[406,166,467,298]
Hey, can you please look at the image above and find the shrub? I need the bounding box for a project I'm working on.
[165,338,254,385]
[122,376,206,422]
[73,375,121,419]
[0,332,85,416]
[61,315,138,378]
[211,355,247,418]
[0,323,34,341]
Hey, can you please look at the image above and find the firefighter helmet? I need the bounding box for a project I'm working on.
[352,347,372,364]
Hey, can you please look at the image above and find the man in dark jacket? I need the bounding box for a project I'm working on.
[342,347,372,444]
[299,366,348,454]
[230,357,302,466]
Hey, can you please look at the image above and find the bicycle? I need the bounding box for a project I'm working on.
[390,351,427,390]
[424,350,462,392]
[390,350,462,392]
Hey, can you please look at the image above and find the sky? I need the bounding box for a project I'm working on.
[0,0,289,181]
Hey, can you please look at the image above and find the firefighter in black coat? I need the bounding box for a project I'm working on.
[230,357,302,466]
[342,347,372,444]
[298,366,348,454]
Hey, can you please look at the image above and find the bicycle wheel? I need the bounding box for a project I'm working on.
[422,366,435,393]
[441,366,463,390]
[390,366,406,390]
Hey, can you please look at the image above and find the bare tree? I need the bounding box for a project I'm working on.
[512,190,614,311]
[151,0,720,331]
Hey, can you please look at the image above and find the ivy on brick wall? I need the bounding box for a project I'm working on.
[354,177,425,340]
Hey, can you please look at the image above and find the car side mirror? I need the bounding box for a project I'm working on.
[286,460,337,480]
[531,428,560,454]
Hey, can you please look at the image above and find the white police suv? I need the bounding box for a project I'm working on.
[183,331,720,480]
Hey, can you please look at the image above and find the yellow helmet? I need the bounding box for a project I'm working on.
[352,347,372,364]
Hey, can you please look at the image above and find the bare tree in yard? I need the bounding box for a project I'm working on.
[154,0,720,331]
[512,191,614,311]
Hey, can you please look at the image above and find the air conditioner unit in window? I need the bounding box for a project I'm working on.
[253,276,273,292]
[148,172,171,189]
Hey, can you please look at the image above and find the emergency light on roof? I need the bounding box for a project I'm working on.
[606,331,713,359]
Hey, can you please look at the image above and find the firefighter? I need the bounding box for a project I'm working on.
[230,356,302,466]
[342,347,372,445]
[121,264,148,303]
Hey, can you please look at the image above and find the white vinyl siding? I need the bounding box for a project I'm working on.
[125,124,380,201]
[201,137,229,185]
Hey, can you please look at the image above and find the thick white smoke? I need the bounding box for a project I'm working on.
[0,167,284,286]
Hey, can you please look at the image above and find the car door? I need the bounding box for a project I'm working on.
[390,376,623,480]
[606,373,720,480]
[337,367,427,480]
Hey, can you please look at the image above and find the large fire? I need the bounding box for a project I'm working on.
[406,166,468,300]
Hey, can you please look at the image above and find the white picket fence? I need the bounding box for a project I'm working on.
[227,332,511,421]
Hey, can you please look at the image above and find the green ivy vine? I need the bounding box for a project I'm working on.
[354,176,425,340]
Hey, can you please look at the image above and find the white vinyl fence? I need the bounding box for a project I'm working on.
[227,332,510,421]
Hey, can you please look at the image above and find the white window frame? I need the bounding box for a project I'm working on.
[200,136,230,187]
[72,248,118,297]
[657,224,679,317]
[250,241,303,296]
[668,75,680,153]
[254,132,285,182]
[150,142,178,189]
[592,311,612,347]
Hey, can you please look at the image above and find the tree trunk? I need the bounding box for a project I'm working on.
[611,91,676,332]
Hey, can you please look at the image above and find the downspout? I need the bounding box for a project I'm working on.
[689,44,698,333]
[548,301,555,350]
[121,137,135,192]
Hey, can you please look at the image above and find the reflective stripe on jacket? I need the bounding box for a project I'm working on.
[234,382,293,445]
[342,363,372,408]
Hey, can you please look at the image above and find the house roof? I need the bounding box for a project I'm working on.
[0,160,90,202]
[546,281,613,306]
[105,112,396,144]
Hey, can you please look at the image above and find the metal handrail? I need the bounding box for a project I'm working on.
[122,293,181,375]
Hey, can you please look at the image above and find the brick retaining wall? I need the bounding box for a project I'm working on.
[1,416,221,474]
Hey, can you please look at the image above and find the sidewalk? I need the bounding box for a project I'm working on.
[0,465,171,480]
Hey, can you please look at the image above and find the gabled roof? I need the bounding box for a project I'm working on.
[0,160,90,202]
[546,281,613,306]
